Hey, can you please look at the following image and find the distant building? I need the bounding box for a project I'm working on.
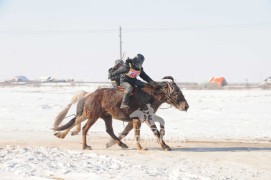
[209,77,227,86]
[264,77,271,84]
[12,76,29,82]
[261,77,271,89]
[56,79,67,82]
[39,76,55,82]
[39,76,73,82]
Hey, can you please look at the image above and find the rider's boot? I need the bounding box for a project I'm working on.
[120,92,130,109]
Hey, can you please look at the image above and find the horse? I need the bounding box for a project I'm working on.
[53,92,168,152]
[53,88,166,150]
[53,96,167,144]
[53,76,189,151]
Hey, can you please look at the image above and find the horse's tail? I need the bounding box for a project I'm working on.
[53,117,76,131]
[53,90,88,129]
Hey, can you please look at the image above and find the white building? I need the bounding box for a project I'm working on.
[12,76,29,82]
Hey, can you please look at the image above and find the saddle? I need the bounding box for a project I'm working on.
[116,86,138,96]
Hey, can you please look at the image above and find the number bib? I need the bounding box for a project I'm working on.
[126,64,141,78]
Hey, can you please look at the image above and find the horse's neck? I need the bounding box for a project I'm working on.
[150,101,163,113]
[142,85,164,101]
[141,85,166,112]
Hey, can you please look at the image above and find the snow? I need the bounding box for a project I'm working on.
[0,84,271,179]
[1,84,270,142]
[1,145,271,180]
[1,145,171,179]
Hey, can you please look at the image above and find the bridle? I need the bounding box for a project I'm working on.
[160,82,180,107]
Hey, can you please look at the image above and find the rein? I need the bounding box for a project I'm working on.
[159,105,172,109]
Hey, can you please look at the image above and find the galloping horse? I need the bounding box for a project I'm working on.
[53,76,189,150]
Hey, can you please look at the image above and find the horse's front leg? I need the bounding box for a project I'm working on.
[132,119,146,150]
[152,115,165,140]
[145,120,171,151]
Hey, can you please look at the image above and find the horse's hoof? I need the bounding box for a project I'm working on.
[138,147,148,151]
[136,144,147,150]
[83,145,92,150]
[71,131,79,136]
[120,143,129,149]
[106,141,116,148]
[163,146,172,151]
[54,132,64,139]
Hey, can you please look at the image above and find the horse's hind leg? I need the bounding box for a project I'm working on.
[106,121,133,148]
[71,123,81,136]
[54,115,85,139]
[102,115,128,149]
[82,116,99,150]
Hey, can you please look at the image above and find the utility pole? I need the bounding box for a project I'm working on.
[119,26,122,60]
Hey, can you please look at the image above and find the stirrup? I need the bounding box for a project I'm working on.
[117,86,125,91]
[120,104,129,109]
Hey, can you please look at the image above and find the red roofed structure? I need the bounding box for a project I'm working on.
[209,77,227,86]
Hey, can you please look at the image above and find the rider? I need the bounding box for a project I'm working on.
[109,54,155,109]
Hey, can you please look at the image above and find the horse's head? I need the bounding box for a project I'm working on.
[159,76,189,111]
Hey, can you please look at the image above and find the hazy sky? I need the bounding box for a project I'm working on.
[0,0,271,82]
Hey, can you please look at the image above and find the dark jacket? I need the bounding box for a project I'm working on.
[110,59,153,86]
[108,60,125,86]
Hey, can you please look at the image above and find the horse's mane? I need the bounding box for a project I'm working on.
[141,76,177,103]
[141,83,164,102]
[142,80,173,98]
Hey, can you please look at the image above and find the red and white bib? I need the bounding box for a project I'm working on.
[125,63,141,78]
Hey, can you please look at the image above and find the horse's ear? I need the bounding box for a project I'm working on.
[162,76,174,82]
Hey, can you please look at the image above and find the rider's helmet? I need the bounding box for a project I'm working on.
[132,54,145,68]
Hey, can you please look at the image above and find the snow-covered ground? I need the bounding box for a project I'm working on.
[0,84,270,142]
[0,84,271,179]
[1,144,270,180]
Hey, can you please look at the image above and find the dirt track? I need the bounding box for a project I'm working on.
[1,130,271,176]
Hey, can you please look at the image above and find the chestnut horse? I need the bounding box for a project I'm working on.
[53,76,189,150]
